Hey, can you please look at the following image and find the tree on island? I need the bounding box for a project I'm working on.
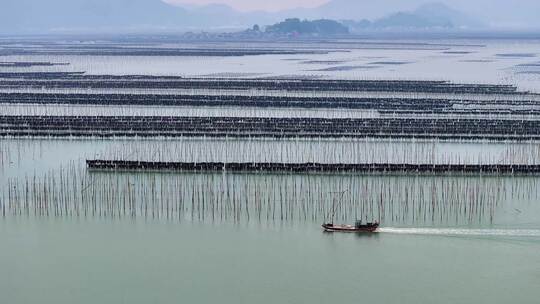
[265,18,349,35]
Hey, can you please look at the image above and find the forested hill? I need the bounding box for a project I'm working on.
[265,19,349,36]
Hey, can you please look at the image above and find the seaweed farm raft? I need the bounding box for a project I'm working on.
[86,160,540,175]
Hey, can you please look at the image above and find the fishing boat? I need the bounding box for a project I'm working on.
[322,220,379,233]
[322,189,380,233]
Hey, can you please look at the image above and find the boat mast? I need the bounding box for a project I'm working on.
[329,189,348,225]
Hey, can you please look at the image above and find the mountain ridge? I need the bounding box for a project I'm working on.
[1,0,539,34]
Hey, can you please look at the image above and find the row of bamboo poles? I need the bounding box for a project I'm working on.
[3,160,537,225]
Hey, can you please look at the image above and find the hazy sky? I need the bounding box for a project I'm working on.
[3,0,540,32]
[165,0,330,12]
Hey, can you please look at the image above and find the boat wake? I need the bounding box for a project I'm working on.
[378,227,540,237]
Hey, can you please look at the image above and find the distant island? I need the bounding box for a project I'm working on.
[181,18,350,40]
[264,18,349,36]
[342,3,481,32]
[178,4,480,41]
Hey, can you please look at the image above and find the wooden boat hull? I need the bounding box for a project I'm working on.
[322,223,379,233]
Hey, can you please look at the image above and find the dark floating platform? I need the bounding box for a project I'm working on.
[0,61,69,68]
[0,75,523,95]
[0,92,460,110]
[0,48,325,57]
[3,115,540,141]
[2,92,539,116]
[86,160,540,175]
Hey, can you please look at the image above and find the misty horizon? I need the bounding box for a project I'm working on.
[2,0,540,34]
[164,0,330,12]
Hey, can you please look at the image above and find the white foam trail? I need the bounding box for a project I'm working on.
[378,227,540,237]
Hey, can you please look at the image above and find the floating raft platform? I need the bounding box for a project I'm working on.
[86,160,540,175]
[5,115,540,141]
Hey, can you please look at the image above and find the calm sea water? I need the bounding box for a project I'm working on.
[1,138,540,303]
[2,38,540,303]
[1,218,539,304]
[2,39,540,92]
